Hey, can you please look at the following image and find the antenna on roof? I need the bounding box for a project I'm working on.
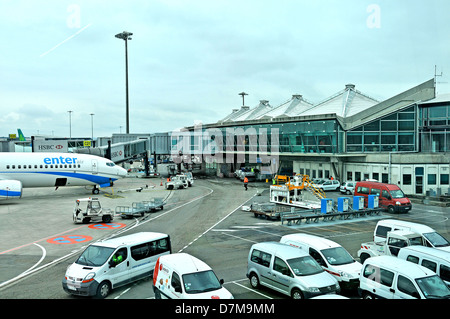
[434,65,447,95]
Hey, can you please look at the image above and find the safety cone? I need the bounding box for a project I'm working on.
[160,179,163,186]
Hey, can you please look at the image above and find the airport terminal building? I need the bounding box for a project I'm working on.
[174,78,450,196]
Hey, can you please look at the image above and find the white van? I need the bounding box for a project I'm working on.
[398,246,450,287]
[359,255,450,299]
[63,232,171,298]
[374,219,450,252]
[247,242,340,299]
[280,233,362,290]
[152,253,233,299]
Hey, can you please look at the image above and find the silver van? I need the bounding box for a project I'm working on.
[359,255,450,299]
[398,246,450,287]
[247,242,340,299]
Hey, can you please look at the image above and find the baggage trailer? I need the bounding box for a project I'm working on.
[116,204,146,219]
[143,197,164,212]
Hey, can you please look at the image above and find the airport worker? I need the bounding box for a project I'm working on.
[112,253,123,265]
[244,176,249,191]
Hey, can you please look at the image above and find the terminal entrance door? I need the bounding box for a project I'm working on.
[415,167,424,194]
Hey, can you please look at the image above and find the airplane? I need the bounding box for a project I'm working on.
[0,152,128,200]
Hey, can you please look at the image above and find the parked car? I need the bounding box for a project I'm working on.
[315,179,341,191]
[340,181,356,195]
[359,256,450,299]
[280,233,362,290]
[247,242,340,299]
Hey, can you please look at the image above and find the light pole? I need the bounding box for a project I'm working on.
[68,110,73,139]
[115,31,133,134]
[239,92,248,106]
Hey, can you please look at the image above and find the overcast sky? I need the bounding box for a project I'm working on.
[1,0,449,139]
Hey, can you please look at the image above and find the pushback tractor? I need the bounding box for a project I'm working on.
[73,197,114,224]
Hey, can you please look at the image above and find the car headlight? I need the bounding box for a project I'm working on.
[82,272,96,283]
[396,201,401,205]
[307,287,320,293]
[338,270,350,278]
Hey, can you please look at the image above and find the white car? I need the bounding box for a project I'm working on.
[340,181,356,195]
[315,179,340,191]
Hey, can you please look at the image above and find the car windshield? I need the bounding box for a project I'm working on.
[423,232,450,248]
[182,270,222,294]
[287,256,323,276]
[76,245,115,267]
[321,247,355,266]
[416,275,450,299]
[390,189,405,198]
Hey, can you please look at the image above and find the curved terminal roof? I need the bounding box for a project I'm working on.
[214,79,436,129]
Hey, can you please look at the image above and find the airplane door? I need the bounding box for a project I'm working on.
[91,160,98,174]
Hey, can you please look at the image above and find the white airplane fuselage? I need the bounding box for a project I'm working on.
[0,152,128,198]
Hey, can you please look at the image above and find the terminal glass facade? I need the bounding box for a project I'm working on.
[175,119,343,155]
[419,102,450,152]
[346,105,416,152]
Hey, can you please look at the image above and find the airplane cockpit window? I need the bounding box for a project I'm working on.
[106,162,115,167]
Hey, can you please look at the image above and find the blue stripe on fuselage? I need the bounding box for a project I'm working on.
[0,171,118,186]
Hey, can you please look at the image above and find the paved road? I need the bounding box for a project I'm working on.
[0,177,448,300]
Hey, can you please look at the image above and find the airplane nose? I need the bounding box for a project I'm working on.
[119,167,128,177]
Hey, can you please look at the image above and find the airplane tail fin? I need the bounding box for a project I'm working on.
[17,129,26,141]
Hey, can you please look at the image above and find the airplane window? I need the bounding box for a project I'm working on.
[6,165,10,169]
[18,165,21,169]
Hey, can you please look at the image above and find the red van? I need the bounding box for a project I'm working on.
[354,181,412,213]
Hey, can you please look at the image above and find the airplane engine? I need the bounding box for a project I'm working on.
[0,180,23,200]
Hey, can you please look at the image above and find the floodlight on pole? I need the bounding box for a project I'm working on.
[239,92,248,106]
[115,31,133,134]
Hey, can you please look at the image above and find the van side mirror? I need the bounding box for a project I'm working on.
[109,259,116,268]
[173,282,182,293]
[174,285,182,293]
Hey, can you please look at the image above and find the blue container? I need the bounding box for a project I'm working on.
[353,196,364,210]
[337,197,350,212]
[321,198,333,214]
[368,195,379,208]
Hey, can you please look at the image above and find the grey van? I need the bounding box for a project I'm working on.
[247,242,340,299]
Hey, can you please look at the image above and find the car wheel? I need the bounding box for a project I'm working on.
[346,190,351,195]
[291,288,304,299]
[362,291,375,299]
[249,273,260,289]
[388,206,396,214]
[96,281,111,299]
[360,253,370,264]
